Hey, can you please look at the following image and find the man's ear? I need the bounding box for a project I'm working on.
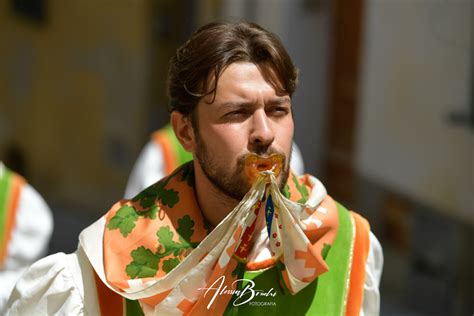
[171,111,196,152]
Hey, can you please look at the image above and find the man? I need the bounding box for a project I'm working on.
[124,124,305,199]
[0,161,53,314]
[7,21,382,315]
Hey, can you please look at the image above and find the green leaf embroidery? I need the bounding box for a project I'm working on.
[162,258,180,273]
[177,215,194,242]
[140,204,158,219]
[125,215,199,279]
[107,204,159,237]
[131,184,159,203]
[126,246,160,278]
[159,187,179,208]
[157,226,182,256]
[137,179,179,209]
[131,166,182,210]
[140,196,156,208]
[109,167,188,237]
[107,205,138,237]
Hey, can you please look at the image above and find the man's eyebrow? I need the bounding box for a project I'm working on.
[219,97,291,109]
[267,96,291,106]
[219,101,255,110]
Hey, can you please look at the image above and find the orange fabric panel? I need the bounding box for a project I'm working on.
[152,130,177,175]
[94,272,124,316]
[187,262,238,316]
[345,211,370,316]
[245,257,276,271]
[140,289,172,306]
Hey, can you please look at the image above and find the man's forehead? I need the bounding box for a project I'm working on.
[202,62,289,104]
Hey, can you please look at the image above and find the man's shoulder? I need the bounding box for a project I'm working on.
[294,173,370,225]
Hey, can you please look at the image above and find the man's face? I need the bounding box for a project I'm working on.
[193,62,294,200]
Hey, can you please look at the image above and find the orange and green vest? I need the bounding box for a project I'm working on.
[152,124,193,174]
[94,163,370,316]
[0,166,25,265]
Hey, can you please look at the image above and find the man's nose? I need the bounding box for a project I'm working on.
[249,109,275,152]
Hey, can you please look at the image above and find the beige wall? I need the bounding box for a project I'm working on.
[0,0,153,211]
[356,0,472,223]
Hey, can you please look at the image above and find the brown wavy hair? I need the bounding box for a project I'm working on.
[167,21,299,117]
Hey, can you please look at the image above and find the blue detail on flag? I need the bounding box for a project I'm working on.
[265,194,274,237]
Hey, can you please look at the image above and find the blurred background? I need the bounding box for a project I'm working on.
[0,0,472,314]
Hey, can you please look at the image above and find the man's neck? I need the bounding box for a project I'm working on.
[193,161,240,227]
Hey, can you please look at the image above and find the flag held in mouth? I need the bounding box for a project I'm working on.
[91,159,338,315]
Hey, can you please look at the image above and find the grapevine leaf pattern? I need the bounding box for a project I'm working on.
[108,168,183,237]
[140,205,158,219]
[107,205,138,237]
[131,184,159,203]
[112,164,201,278]
[134,181,179,209]
[159,186,179,208]
[157,226,182,256]
[140,196,156,208]
[126,246,160,278]
[138,180,179,209]
[177,215,194,242]
[126,215,199,279]
[162,258,181,273]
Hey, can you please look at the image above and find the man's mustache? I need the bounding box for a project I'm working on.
[237,149,287,169]
[251,143,273,156]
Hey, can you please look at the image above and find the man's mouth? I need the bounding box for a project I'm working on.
[244,153,283,182]
[256,160,272,171]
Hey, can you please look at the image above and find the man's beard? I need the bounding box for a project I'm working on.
[194,133,291,201]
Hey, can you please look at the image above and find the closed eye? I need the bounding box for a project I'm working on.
[267,106,290,117]
[224,109,250,118]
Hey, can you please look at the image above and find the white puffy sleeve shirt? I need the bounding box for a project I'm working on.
[0,182,54,313]
[6,225,383,316]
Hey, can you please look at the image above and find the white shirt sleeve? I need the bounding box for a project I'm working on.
[6,248,99,316]
[124,141,166,199]
[5,228,383,316]
[0,183,54,312]
[290,142,305,176]
[361,232,384,316]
